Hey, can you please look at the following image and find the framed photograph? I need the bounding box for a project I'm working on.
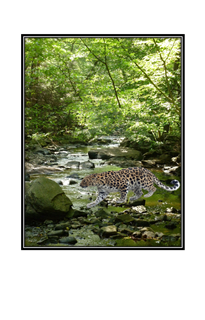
[22,34,184,250]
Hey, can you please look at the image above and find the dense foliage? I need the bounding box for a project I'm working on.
[25,37,181,145]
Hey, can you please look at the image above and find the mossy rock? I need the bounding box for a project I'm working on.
[25,177,72,222]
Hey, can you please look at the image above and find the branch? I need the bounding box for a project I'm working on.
[81,38,122,109]
[116,38,180,112]
[153,39,175,105]
[103,39,122,109]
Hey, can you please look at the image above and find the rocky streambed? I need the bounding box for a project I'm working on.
[24,137,182,248]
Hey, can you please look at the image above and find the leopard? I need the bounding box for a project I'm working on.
[80,167,180,208]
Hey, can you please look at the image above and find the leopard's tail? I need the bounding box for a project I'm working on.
[153,176,180,191]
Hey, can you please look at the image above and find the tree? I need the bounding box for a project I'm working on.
[24,36,181,145]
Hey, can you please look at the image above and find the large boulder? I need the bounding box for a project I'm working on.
[25,177,72,222]
[88,147,142,161]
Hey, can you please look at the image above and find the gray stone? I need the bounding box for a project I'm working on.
[161,234,179,242]
[127,199,145,207]
[141,160,156,167]
[55,222,70,230]
[25,162,63,174]
[59,236,77,244]
[66,161,80,169]
[101,225,117,236]
[165,207,178,213]
[80,160,95,169]
[88,147,142,161]
[155,215,168,222]
[34,147,51,155]
[70,209,88,218]
[95,209,111,219]
[115,214,135,223]
[69,180,78,185]
[142,231,156,239]
[134,219,150,227]
[165,222,177,230]
[25,173,30,181]
[44,220,54,225]
[67,173,80,179]
[131,205,147,214]
[47,230,68,237]
[132,231,142,238]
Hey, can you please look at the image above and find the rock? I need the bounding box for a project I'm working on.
[71,223,82,229]
[115,214,135,223]
[141,160,156,168]
[33,147,51,155]
[155,232,164,238]
[165,222,177,230]
[154,214,169,222]
[118,225,134,234]
[161,234,179,242]
[100,225,117,237]
[143,150,161,159]
[47,230,68,237]
[44,220,54,225]
[37,238,50,245]
[163,166,181,176]
[131,205,147,214]
[25,162,63,174]
[66,173,80,179]
[88,147,142,161]
[158,153,172,164]
[107,159,143,168]
[165,207,178,213]
[169,166,181,176]
[95,209,111,219]
[115,238,138,247]
[65,161,80,169]
[142,231,156,239]
[127,199,145,207]
[140,227,154,232]
[55,222,70,230]
[69,209,88,218]
[25,177,72,222]
[59,236,77,244]
[25,173,30,181]
[69,180,78,185]
[25,181,32,194]
[88,150,99,159]
[171,155,181,165]
[134,219,150,227]
[80,160,95,169]
[132,231,142,238]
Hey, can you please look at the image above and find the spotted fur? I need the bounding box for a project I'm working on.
[80,167,180,208]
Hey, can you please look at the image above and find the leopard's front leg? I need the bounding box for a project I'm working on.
[87,190,109,208]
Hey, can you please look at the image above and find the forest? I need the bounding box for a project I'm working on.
[25,37,181,147]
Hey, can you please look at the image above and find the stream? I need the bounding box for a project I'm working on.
[25,136,182,248]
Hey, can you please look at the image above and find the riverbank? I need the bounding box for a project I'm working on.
[24,136,182,248]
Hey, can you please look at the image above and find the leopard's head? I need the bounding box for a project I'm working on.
[80,174,97,188]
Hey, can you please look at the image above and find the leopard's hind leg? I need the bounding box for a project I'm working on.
[143,185,156,198]
[129,187,143,201]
